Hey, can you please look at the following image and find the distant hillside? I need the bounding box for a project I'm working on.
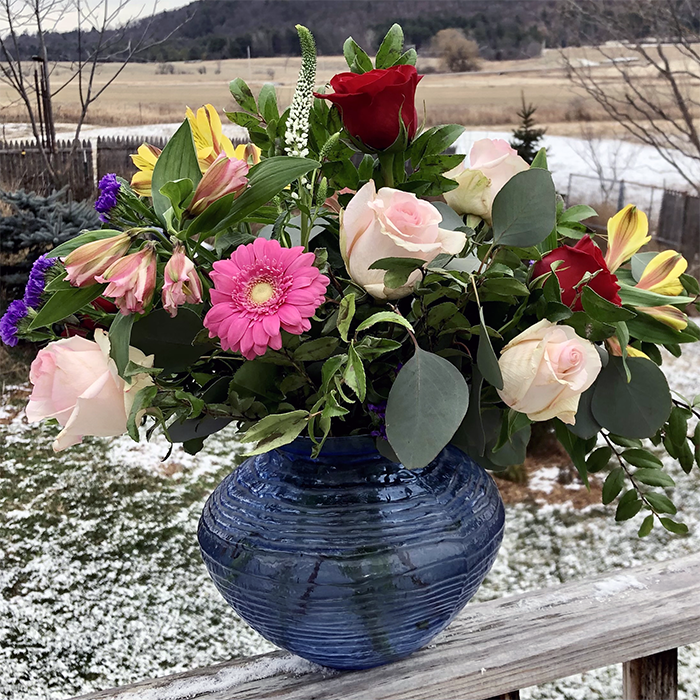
[14,0,571,64]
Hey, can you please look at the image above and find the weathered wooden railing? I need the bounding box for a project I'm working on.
[73,553,700,700]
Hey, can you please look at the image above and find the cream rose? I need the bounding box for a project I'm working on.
[25,329,154,451]
[497,320,602,424]
[444,138,529,223]
[340,181,466,300]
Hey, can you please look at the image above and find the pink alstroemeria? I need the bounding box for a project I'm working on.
[64,232,131,287]
[162,245,203,317]
[96,243,157,315]
[188,153,249,217]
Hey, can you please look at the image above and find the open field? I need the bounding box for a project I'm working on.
[1,43,698,140]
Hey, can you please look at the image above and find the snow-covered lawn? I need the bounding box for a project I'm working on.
[2,345,700,699]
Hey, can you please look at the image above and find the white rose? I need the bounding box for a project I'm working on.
[340,181,466,300]
[444,138,529,223]
[497,320,602,424]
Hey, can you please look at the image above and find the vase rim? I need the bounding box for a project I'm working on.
[278,435,379,457]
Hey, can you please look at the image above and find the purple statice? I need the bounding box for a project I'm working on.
[0,299,29,347]
[23,254,55,309]
[368,401,387,440]
[95,173,121,223]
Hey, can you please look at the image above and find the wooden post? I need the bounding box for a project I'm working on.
[622,649,677,700]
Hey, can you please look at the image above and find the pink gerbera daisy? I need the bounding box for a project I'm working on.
[204,238,330,360]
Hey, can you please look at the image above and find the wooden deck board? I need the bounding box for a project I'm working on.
[72,552,700,700]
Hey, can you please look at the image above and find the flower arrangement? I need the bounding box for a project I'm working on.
[4,24,700,538]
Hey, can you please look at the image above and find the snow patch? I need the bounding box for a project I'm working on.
[593,574,647,600]
[529,467,560,494]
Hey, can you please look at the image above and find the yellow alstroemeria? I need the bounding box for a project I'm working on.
[186,104,236,170]
[635,249,687,296]
[606,336,649,359]
[129,143,161,197]
[604,204,650,273]
[637,305,688,331]
[233,142,261,165]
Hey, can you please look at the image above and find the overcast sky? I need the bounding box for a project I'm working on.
[50,0,193,33]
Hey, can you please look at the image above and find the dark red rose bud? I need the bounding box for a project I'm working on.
[315,65,422,150]
[533,235,622,311]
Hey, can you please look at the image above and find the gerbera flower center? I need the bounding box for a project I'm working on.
[250,281,275,304]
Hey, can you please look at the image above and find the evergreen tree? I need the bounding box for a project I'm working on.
[0,188,99,305]
[510,93,546,164]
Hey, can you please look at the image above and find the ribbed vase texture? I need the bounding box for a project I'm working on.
[198,438,505,670]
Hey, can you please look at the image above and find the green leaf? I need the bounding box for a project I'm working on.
[554,420,589,487]
[602,467,625,505]
[159,178,194,219]
[258,83,279,123]
[645,492,677,515]
[680,273,700,295]
[126,385,158,441]
[617,283,693,308]
[229,77,258,113]
[616,493,643,521]
[294,337,339,362]
[28,284,107,330]
[491,169,557,247]
[47,229,125,260]
[477,307,503,390]
[659,518,688,535]
[232,361,283,400]
[638,514,654,537]
[410,125,465,167]
[396,48,417,66]
[241,410,310,454]
[591,357,672,438]
[581,286,637,323]
[337,294,356,343]
[386,347,469,469]
[634,468,675,488]
[151,120,201,225]
[343,37,373,73]
[130,308,206,373]
[354,337,402,361]
[586,446,612,473]
[356,311,414,334]
[375,23,404,69]
[569,385,601,439]
[530,148,548,170]
[621,448,663,469]
[202,157,320,237]
[109,312,135,378]
[559,204,597,224]
[343,344,366,401]
[668,406,689,448]
[369,257,425,289]
[626,314,698,345]
[321,354,347,392]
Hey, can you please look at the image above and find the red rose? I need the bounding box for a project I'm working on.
[315,65,422,150]
[533,235,622,311]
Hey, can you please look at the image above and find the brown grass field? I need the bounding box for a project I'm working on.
[1,44,698,139]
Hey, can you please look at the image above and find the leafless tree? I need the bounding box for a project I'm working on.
[575,124,641,204]
[0,0,186,187]
[561,0,700,194]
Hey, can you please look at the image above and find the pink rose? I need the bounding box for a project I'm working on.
[340,181,466,300]
[25,330,154,451]
[444,138,529,223]
[497,320,602,424]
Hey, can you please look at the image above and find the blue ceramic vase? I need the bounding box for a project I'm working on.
[198,437,505,670]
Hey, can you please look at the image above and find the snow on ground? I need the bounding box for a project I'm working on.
[2,345,700,699]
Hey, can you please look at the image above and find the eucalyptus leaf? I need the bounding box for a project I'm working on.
[491,169,556,247]
[386,348,469,469]
[591,357,672,438]
[477,307,503,390]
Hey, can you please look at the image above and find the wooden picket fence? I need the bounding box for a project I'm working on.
[0,135,249,200]
[657,189,700,275]
[70,552,700,700]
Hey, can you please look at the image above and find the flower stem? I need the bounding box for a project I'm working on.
[378,152,395,188]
